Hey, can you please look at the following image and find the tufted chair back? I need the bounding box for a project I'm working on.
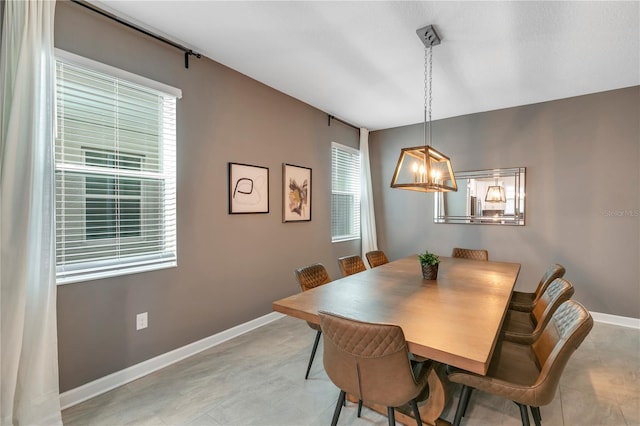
[530,278,574,332]
[451,247,489,261]
[295,263,331,292]
[365,250,389,268]
[319,311,428,408]
[532,264,566,304]
[337,255,367,277]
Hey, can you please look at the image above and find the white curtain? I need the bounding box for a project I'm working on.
[359,128,378,263]
[0,1,62,425]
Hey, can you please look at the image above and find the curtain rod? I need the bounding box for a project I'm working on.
[328,115,360,132]
[70,0,202,69]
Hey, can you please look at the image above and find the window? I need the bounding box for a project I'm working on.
[84,150,142,240]
[55,50,180,284]
[331,142,361,242]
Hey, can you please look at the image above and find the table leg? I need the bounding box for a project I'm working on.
[346,362,452,426]
[417,362,451,425]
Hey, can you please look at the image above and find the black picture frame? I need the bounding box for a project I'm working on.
[282,163,311,222]
[228,162,269,214]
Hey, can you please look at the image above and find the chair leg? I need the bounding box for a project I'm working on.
[331,390,346,426]
[387,407,395,426]
[410,399,422,426]
[357,399,363,417]
[516,403,530,426]
[530,406,541,426]
[453,385,473,426]
[305,330,321,379]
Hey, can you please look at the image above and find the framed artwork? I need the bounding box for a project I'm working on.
[228,162,269,214]
[283,163,311,222]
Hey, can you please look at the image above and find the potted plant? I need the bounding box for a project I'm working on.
[419,250,440,280]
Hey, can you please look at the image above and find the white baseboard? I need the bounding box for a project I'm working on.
[60,309,638,409]
[59,311,285,409]
[591,311,640,329]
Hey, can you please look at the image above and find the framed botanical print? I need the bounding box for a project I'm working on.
[228,162,269,214]
[282,163,311,222]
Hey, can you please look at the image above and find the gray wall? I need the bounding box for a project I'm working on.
[369,87,640,319]
[54,2,360,391]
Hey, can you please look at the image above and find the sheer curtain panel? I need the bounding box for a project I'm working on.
[359,128,379,262]
[0,1,62,425]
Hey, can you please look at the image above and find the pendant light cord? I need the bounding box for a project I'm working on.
[424,46,433,148]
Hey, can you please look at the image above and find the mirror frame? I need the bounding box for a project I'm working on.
[433,167,526,225]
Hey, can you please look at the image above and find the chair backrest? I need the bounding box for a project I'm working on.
[530,278,575,338]
[295,263,331,292]
[530,300,593,406]
[365,250,389,268]
[452,247,489,261]
[338,255,367,277]
[319,311,423,407]
[533,264,566,303]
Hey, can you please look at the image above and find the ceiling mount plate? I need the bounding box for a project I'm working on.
[416,25,441,48]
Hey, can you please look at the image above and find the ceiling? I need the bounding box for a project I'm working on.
[93,1,639,131]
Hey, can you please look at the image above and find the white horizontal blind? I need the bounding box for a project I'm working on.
[331,142,361,242]
[55,58,177,284]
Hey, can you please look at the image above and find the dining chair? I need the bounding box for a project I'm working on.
[510,264,566,312]
[501,277,574,344]
[448,300,593,426]
[319,311,431,426]
[451,247,489,261]
[365,250,389,268]
[294,263,332,379]
[337,255,367,277]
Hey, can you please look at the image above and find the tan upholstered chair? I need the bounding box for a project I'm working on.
[365,250,389,268]
[337,255,367,277]
[451,247,489,261]
[510,264,566,312]
[502,278,574,344]
[294,263,332,379]
[448,300,593,426]
[319,311,431,426]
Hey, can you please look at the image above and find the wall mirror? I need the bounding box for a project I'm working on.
[434,167,525,225]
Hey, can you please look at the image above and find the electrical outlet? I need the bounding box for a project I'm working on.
[136,312,148,330]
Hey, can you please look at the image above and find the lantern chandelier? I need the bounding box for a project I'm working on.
[390,25,457,193]
[485,185,507,202]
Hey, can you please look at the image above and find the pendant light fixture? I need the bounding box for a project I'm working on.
[485,185,507,202]
[390,25,457,192]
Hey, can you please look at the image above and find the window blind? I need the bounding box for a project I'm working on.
[55,56,178,284]
[331,143,361,242]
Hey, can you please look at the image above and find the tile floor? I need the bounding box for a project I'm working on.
[62,316,640,426]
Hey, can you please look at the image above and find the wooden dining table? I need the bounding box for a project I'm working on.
[272,255,520,425]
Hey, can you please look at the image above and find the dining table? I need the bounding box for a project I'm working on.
[272,255,521,426]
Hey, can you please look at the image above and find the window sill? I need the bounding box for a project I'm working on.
[56,258,176,285]
[332,236,361,243]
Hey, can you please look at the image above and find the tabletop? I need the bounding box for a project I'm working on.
[273,255,520,375]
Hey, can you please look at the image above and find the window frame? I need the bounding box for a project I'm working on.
[331,142,362,243]
[55,49,180,285]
